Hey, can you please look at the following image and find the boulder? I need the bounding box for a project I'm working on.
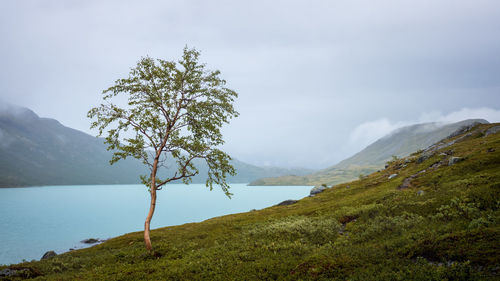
[276,200,298,206]
[448,157,464,166]
[417,190,425,196]
[310,185,328,196]
[388,174,398,180]
[81,238,99,244]
[487,148,495,153]
[41,250,57,260]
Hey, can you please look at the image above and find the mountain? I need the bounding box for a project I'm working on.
[7,122,499,280]
[0,104,312,187]
[249,119,489,186]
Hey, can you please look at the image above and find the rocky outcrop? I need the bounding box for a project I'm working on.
[276,200,298,206]
[446,122,484,139]
[41,250,57,260]
[309,185,328,196]
[422,122,485,157]
[485,125,500,137]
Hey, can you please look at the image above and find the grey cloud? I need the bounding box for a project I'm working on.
[1,0,500,169]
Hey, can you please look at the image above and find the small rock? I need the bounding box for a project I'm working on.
[346,185,350,189]
[448,157,464,166]
[417,190,425,196]
[430,162,441,169]
[310,185,328,196]
[41,250,57,260]
[276,200,298,206]
[388,174,398,180]
[488,148,495,153]
[384,163,389,169]
[0,268,17,277]
[0,267,41,278]
[398,177,413,189]
[81,238,100,244]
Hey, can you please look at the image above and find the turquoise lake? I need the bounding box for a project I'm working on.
[0,184,310,265]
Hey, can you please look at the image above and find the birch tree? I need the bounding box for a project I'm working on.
[88,47,238,252]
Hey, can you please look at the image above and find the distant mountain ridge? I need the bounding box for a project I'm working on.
[333,119,489,169]
[249,119,489,186]
[0,104,313,187]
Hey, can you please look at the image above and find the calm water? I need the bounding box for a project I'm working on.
[0,184,310,265]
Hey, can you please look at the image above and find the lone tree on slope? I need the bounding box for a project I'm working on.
[88,47,239,252]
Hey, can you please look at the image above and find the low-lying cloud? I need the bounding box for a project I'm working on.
[349,107,500,152]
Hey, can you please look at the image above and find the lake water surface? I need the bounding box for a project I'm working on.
[0,184,310,265]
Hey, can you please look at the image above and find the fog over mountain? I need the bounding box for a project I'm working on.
[0,104,312,187]
[1,1,500,168]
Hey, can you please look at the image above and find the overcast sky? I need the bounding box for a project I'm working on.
[1,0,500,169]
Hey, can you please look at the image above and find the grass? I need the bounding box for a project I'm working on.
[1,123,499,280]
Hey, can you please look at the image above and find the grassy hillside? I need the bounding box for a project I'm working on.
[249,119,488,186]
[2,123,499,280]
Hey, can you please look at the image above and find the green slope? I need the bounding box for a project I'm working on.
[0,105,312,187]
[3,122,499,280]
[249,119,489,186]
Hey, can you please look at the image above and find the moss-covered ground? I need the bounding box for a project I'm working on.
[2,123,499,280]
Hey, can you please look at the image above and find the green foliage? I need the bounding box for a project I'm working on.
[351,212,425,242]
[87,47,239,194]
[247,216,341,245]
[431,197,482,221]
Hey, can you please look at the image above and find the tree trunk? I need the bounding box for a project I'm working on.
[144,185,156,252]
[144,161,158,252]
